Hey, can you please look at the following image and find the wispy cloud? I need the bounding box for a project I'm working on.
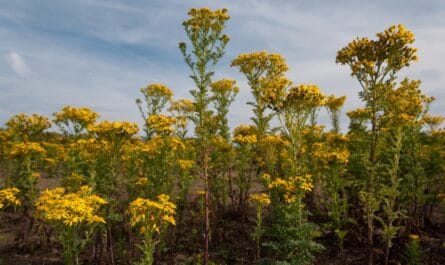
[6,51,29,77]
[0,0,444,130]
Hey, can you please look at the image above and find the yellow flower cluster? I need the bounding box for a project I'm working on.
[140,137,164,158]
[233,124,257,144]
[6,113,51,140]
[0,187,21,209]
[210,79,239,94]
[327,150,350,164]
[262,77,292,109]
[347,108,370,120]
[42,141,66,162]
[89,121,139,138]
[249,193,271,206]
[261,173,272,183]
[168,137,186,151]
[325,132,349,144]
[147,114,176,135]
[231,51,288,79]
[234,134,257,145]
[377,24,416,50]
[183,7,230,34]
[284,84,325,110]
[325,95,346,112]
[210,135,231,151]
[266,175,313,203]
[135,177,149,186]
[267,178,288,190]
[140,136,185,159]
[261,134,286,146]
[336,24,417,76]
[127,194,176,235]
[35,186,107,226]
[53,106,99,125]
[140,83,173,99]
[169,99,195,113]
[168,99,195,133]
[0,129,12,142]
[233,124,256,136]
[9,142,47,157]
[67,138,99,162]
[422,114,444,131]
[178,159,195,171]
[312,142,350,164]
[384,79,434,127]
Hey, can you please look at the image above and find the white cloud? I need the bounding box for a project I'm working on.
[6,51,29,77]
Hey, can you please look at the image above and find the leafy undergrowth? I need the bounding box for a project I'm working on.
[1,175,444,265]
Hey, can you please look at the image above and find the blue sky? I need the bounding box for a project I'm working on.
[1,0,444,130]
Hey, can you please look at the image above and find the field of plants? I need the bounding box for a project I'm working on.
[0,7,444,265]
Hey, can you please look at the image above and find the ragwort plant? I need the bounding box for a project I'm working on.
[322,95,350,257]
[179,7,230,264]
[35,186,106,265]
[127,194,176,265]
[261,84,326,265]
[337,24,418,265]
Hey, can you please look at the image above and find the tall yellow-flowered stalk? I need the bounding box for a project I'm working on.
[337,24,418,265]
[127,194,176,265]
[179,7,230,264]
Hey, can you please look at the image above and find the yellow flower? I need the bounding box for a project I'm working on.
[147,114,176,135]
[127,195,176,235]
[261,134,285,146]
[266,175,313,203]
[210,79,239,94]
[234,134,257,145]
[284,84,325,110]
[162,214,176,226]
[300,181,314,192]
[31,172,41,180]
[88,215,106,224]
[0,188,21,209]
[53,106,99,127]
[262,77,292,110]
[233,124,257,145]
[140,83,173,99]
[183,8,230,37]
[422,114,444,132]
[231,51,288,79]
[261,173,271,183]
[336,24,417,76]
[325,95,346,112]
[291,175,314,192]
[178,159,194,171]
[6,113,51,140]
[135,177,148,186]
[347,108,370,120]
[267,178,288,190]
[35,186,107,227]
[169,99,195,113]
[89,121,139,139]
[249,193,271,206]
[9,142,47,157]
